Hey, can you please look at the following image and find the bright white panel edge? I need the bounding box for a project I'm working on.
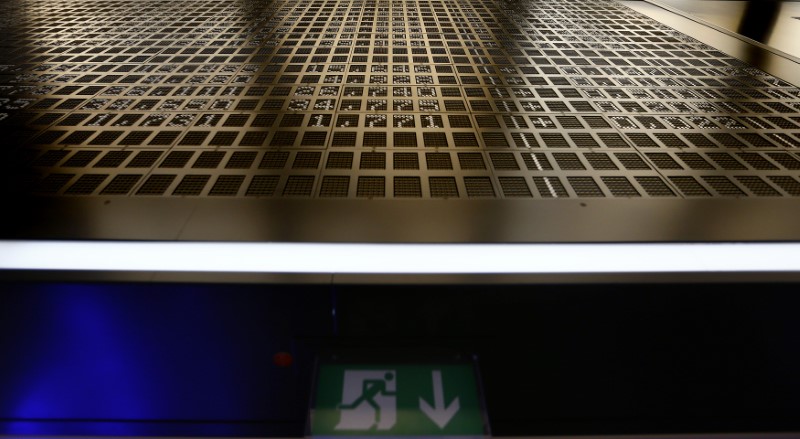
[0,241,799,274]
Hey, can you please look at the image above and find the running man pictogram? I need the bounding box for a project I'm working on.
[335,370,397,430]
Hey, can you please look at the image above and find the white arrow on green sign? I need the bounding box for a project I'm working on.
[311,363,485,437]
[420,370,460,428]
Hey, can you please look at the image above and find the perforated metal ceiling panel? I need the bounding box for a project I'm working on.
[1,0,800,201]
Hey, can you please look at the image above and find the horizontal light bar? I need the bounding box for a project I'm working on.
[1,240,800,274]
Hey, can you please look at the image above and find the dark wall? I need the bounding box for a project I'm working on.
[1,281,799,436]
[336,284,800,435]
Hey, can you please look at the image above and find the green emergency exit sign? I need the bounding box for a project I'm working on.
[311,363,486,437]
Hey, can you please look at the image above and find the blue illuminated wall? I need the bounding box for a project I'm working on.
[0,282,332,436]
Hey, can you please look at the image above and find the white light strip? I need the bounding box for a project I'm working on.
[1,241,800,274]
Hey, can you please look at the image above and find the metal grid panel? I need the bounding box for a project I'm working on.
[2,0,800,199]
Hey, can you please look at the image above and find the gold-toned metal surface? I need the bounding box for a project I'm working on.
[645,0,800,60]
[1,0,800,242]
